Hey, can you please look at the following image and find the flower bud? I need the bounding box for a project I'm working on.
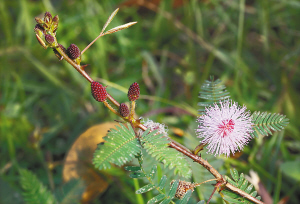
[45,34,55,45]
[119,103,130,117]
[35,34,47,49]
[67,43,80,58]
[44,12,52,24]
[128,82,140,101]
[91,82,107,102]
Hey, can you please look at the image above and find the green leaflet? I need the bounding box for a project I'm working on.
[198,76,230,114]
[251,111,289,137]
[19,169,57,204]
[221,169,261,204]
[179,190,192,204]
[140,128,192,178]
[125,163,194,204]
[93,123,141,170]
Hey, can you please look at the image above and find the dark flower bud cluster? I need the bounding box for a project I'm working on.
[91,82,107,102]
[34,11,59,49]
[67,44,81,64]
[119,103,130,117]
[128,82,140,101]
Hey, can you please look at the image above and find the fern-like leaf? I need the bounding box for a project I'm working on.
[140,129,192,178]
[251,111,289,137]
[19,169,57,204]
[93,123,141,170]
[198,76,230,114]
[222,169,261,203]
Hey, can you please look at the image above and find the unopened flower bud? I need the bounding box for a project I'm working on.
[67,44,81,60]
[35,34,47,49]
[119,103,130,117]
[52,15,59,24]
[128,82,140,101]
[45,34,55,45]
[91,82,107,102]
[35,17,44,25]
[44,12,52,24]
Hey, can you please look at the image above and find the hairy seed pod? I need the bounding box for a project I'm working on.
[128,82,140,101]
[119,103,130,117]
[91,82,107,102]
[171,180,195,199]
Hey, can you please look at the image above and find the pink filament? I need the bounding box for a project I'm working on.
[217,119,235,137]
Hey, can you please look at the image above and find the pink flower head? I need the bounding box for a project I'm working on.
[196,100,253,157]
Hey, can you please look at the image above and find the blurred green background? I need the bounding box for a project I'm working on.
[1,0,300,203]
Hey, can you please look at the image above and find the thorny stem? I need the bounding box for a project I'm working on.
[56,47,93,83]
[57,39,264,204]
[40,10,264,204]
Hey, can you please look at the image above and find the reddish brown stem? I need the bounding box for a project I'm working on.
[56,47,93,83]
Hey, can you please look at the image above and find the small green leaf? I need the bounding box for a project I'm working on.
[230,169,239,181]
[256,196,261,200]
[158,175,167,190]
[147,194,165,204]
[136,184,156,194]
[179,190,192,204]
[223,196,245,204]
[159,197,172,204]
[196,201,205,204]
[244,184,253,194]
[221,190,240,199]
[237,173,244,187]
[129,172,146,179]
[225,175,236,187]
[239,179,248,191]
[149,165,157,180]
[250,191,257,197]
[168,180,179,198]
[124,166,142,172]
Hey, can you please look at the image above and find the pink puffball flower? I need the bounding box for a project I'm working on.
[196,100,253,157]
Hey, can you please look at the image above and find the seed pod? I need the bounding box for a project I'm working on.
[171,180,195,199]
[128,82,140,101]
[119,103,130,117]
[91,82,107,102]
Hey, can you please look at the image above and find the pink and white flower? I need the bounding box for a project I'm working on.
[196,100,253,157]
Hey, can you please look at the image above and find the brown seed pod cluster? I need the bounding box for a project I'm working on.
[171,180,195,199]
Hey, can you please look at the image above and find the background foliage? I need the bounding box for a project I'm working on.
[1,0,300,203]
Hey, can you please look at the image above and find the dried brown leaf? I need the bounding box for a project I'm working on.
[63,122,119,203]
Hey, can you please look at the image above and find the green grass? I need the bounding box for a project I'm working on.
[1,0,300,203]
